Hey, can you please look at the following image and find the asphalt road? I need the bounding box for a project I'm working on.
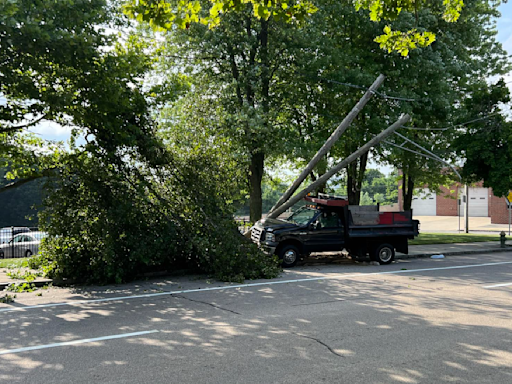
[1,253,512,384]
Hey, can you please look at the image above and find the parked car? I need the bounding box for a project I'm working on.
[0,231,48,258]
[0,227,31,244]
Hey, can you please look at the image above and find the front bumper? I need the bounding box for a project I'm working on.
[257,241,278,255]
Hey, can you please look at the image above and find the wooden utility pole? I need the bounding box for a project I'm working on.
[269,74,386,214]
[267,114,411,219]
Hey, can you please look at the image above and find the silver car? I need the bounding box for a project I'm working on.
[0,232,47,258]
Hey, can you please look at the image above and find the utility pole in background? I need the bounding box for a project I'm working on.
[465,184,469,233]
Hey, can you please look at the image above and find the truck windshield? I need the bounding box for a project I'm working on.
[287,207,318,226]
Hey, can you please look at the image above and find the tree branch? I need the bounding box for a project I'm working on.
[0,167,56,193]
[0,114,49,134]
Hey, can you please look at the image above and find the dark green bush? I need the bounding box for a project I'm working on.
[39,150,280,284]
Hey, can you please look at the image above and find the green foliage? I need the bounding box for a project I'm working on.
[6,282,37,293]
[409,232,498,245]
[0,294,16,304]
[0,0,160,188]
[6,270,42,282]
[126,0,463,55]
[1,0,279,284]
[0,258,29,269]
[123,0,318,30]
[39,145,280,284]
[27,256,43,270]
[357,169,399,205]
[374,27,436,56]
[375,0,510,209]
[454,79,512,197]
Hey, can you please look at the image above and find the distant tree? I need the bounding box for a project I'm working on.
[454,79,512,197]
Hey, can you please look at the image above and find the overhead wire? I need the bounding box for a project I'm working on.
[300,74,419,102]
[399,113,501,131]
[380,138,462,181]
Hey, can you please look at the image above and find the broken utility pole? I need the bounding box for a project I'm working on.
[269,74,386,213]
[267,114,411,219]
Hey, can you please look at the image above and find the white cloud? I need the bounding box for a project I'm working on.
[30,121,73,141]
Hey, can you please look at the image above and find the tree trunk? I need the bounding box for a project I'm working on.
[249,151,264,222]
[402,172,415,211]
[346,153,368,205]
[246,19,269,222]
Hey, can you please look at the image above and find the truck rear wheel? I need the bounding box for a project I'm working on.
[278,245,299,268]
[372,243,395,265]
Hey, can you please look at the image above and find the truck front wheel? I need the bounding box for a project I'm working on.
[372,243,395,265]
[278,245,300,268]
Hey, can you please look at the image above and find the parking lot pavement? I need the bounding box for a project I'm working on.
[1,253,512,384]
[416,215,512,233]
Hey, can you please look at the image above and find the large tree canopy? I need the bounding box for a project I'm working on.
[1,0,280,283]
[0,0,167,186]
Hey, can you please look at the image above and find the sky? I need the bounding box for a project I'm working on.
[26,3,512,155]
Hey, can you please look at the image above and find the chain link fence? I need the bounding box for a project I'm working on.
[0,226,46,259]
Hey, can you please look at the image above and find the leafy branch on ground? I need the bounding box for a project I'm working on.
[6,282,36,293]
[0,294,16,304]
[6,270,42,282]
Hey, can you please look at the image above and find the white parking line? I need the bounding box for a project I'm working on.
[1,261,512,313]
[0,330,159,356]
[483,282,512,289]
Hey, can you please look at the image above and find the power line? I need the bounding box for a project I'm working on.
[302,74,418,102]
[381,138,461,181]
[400,113,501,131]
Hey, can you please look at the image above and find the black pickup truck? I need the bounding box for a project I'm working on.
[251,196,419,267]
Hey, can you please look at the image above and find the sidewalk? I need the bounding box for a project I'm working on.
[399,241,512,258]
[0,269,52,291]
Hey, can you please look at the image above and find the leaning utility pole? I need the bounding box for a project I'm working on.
[267,114,411,219]
[269,74,386,213]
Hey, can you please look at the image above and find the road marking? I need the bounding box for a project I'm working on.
[0,330,159,356]
[483,282,512,289]
[1,261,512,313]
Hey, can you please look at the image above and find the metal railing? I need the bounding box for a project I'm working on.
[0,226,45,259]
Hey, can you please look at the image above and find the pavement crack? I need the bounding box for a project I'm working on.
[292,299,345,307]
[172,294,241,315]
[291,332,344,358]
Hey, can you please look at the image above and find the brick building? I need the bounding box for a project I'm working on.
[398,182,511,224]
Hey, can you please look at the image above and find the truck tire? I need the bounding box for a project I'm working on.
[372,243,395,265]
[278,244,300,268]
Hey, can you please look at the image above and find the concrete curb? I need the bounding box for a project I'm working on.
[0,279,53,292]
[397,247,512,259]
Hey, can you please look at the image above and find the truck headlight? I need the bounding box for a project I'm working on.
[265,232,275,242]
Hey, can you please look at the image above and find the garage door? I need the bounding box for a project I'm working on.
[466,187,489,217]
[411,188,437,216]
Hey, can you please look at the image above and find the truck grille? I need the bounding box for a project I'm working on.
[251,227,264,243]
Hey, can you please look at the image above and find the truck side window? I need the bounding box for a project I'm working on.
[318,212,340,228]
